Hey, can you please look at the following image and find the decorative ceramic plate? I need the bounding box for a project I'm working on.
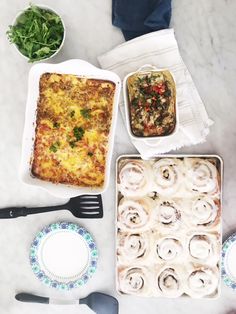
[222,233,236,290]
[30,222,98,290]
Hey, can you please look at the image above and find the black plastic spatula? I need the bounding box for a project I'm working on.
[15,292,119,314]
[0,194,103,219]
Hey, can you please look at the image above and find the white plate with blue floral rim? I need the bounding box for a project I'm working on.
[222,232,236,290]
[30,222,98,290]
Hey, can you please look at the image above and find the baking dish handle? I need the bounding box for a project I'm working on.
[136,64,159,72]
[143,138,162,146]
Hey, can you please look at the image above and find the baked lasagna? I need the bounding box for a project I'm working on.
[126,70,176,137]
[31,73,116,187]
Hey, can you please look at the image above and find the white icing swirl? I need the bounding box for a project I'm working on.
[118,233,148,261]
[157,238,182,261]
[157,268,182,297]
[187,268,218,298]
[191,196,219,226]
[153,158,182,196]
[157,199,181,229]
[189,235,212,260]
[118,161,150,197]
[118,198,151,230]
[185,158,219,194]
[119,267,149,295]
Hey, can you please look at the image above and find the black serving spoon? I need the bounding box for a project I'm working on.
[0,194,103,219]
[15,292,119,314]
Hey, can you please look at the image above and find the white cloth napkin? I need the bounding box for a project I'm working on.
[98,29,213,158]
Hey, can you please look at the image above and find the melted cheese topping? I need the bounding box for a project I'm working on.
[31,73,115,187]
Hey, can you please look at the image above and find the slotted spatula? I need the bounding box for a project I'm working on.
[15,292,119,314]
[0,194,103,219]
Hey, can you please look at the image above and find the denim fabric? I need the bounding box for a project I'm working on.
[112,0,172,40]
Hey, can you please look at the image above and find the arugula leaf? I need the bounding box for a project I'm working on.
[131,98,139,107]
[164,89,171,97]
[7,4,64,62]
[34,46,51,57]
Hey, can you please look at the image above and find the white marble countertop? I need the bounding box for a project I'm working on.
[0,0,236,313]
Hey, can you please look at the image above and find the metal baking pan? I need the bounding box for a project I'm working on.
[115,154,223,299]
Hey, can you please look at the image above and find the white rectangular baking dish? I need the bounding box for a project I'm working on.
[123,65,179,145]
[115,154,223,299]
[19,59,121,198]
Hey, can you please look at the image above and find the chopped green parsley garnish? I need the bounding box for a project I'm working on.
[73,126,85,141]
[49,141,60,153]
[53,122,60,128]
[70,110,75,117]
[80,108,91,119]
[69,141,76,148]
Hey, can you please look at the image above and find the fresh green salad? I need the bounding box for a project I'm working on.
[7,4,64,62]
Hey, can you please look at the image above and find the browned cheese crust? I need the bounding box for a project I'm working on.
[31,73,116,187]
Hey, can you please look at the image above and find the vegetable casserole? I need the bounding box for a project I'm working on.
[126,70,176,137]
[31,73,116,187]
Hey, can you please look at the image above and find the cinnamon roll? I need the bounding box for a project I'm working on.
[118,267,150,296]
[117,232,149,263]
[184,158,219,195]
[157,267,183,297]
[153,158,183,196]
[118,197,152,231]
[157,237,183,261]
[186,267,219,298]
[189,235,212,260]
[156,199,181,230]
[118,160,150,197]
[191,196,220,227]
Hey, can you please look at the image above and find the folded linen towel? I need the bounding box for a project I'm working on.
[98,29,213,158]
[112,0,172,40]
